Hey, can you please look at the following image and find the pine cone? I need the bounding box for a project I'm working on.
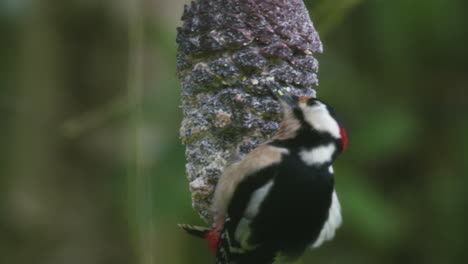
[177,0,322,223]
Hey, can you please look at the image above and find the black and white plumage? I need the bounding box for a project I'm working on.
[181,83,347,264]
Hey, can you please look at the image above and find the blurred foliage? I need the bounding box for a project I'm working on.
[1,0,467,264]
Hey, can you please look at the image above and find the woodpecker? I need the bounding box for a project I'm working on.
[180,82,348,264]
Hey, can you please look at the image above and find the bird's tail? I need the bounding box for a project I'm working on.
[180,224,275,264]
[179,223,222,255]
[179,223,231,263]
[178,224,211,238]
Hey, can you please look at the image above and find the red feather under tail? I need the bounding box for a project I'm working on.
[206,225,221,254]
[178,224,221,254]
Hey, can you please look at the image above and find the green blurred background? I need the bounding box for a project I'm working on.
[1,0,467,263]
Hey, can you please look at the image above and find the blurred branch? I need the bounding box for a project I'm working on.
[61,95,129,138]
[125,1,156,264]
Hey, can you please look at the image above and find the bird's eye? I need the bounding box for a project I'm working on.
[307,98,317,106]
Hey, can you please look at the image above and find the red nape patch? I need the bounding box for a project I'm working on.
[340,126,348,152]
[205,226,221,254]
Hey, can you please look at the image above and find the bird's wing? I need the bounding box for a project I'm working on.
[216,165,279,264]
[228,165,279,251]
[213,144,288,218]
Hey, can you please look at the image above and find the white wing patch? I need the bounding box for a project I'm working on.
[235,180,274,248]
[244,180,274,218]
[311,191,342,248]
[234,218,254,251]
[299,143,336,166]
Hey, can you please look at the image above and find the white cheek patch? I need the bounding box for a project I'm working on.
[328,166,334,174]
[303,105,341,139]
[299,143,336,166]
[311,191,342,248]
[235,180,274,248]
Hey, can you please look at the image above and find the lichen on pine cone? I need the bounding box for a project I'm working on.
[177,0,323,223]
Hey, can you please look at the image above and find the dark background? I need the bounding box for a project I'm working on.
[1,0,467,263]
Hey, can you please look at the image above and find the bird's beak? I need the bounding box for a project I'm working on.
[274,89,296,107]
[266,82,296,107]
[298,97,309,104]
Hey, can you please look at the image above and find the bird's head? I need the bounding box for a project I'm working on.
[267,82,347,152]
